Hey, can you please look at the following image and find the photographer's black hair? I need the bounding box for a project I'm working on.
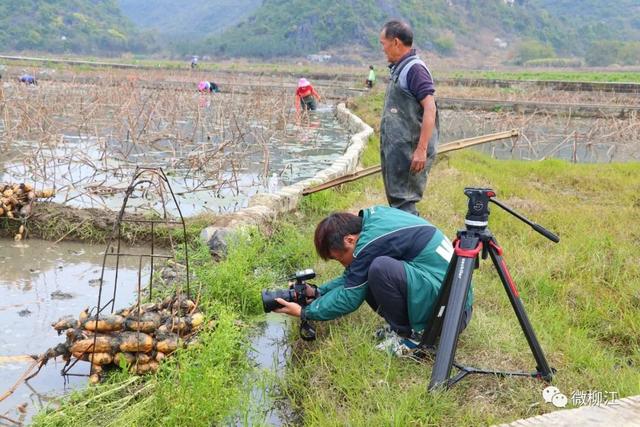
[314,213,363,260]
[381,20,414,47]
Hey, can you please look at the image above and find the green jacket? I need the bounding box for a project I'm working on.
[303,206,473,332]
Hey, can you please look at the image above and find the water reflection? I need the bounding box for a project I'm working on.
[238,314,291,426]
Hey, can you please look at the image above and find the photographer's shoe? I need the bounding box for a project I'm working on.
[373,323,393,341]
[375,331,420,357]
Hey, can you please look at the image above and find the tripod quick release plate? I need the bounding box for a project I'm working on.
[464,188,496,228]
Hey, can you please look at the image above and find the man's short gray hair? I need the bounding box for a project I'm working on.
[381,20,414,47]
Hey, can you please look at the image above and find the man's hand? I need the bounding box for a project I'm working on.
[304,284,318,303]
[412,95,436,174]
[410,147,427,174]
[274,298,302,317]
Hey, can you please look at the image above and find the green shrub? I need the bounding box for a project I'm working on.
[433,35,455,55]
[515,39,556,65]
[585,40,622,66]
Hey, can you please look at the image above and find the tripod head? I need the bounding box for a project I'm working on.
[464,188,559,243]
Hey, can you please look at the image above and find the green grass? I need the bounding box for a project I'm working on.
[446,70,640,83]
[31,87,640,426]
[279,151,640,425]
[0,55,366,78]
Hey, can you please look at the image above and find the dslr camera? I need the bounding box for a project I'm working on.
[262,268,318,341]
[262,268,316,312]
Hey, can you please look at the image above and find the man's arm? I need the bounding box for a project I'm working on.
[410,94,436,174]
[318,274,346,295]
[303,284,367,321]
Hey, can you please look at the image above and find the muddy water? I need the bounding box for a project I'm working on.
[0,239,154,424]
[239,314,292,426]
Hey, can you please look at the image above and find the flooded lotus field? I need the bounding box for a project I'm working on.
[439,84,639,106]
[439,108,640,163]
[0,76,352,216]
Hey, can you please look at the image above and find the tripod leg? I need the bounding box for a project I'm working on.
[421,251,458,347]
[487,239,553,381]
[428,235,479,391]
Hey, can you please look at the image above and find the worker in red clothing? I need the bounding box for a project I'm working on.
[295,78,321,112]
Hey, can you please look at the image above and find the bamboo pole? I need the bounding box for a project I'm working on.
[302,129,519,195]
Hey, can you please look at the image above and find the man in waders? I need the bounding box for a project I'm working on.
[379,20,439,216]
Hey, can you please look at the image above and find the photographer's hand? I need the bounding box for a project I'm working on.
[304,284,319,304]
[274,298,301,317]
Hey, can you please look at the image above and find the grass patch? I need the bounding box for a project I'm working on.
[280,152,640,425]
[0,204,217,246]
[276,92,640,425]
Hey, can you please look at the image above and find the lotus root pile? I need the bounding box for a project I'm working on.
[47,294,205,383]
[0,182,54,240]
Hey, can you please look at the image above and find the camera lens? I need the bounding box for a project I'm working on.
[261,289,295,313]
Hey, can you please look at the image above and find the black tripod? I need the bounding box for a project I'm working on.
[420,188,559,391]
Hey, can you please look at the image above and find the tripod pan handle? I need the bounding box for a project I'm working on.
[532,223,559,243]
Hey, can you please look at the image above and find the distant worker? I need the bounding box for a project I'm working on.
[295,78,321,112]
[366,65,376,89]
[190,56,199,69]
[19,74,37,85]
[198,80,219,93]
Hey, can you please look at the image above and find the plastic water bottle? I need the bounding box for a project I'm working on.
[268,173,279,193]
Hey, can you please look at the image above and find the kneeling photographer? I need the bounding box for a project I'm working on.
[272,205,474,355]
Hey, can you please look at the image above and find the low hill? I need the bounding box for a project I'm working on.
[118,0,262,39]
[533,0,640,46]
[0,0,146,54]
[198,0,639,62]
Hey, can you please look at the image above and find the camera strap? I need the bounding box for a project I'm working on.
[299,320,316,341]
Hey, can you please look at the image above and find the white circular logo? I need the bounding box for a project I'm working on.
[542,386,560,403]
[552,393,568,408]
[542,386,567,408]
